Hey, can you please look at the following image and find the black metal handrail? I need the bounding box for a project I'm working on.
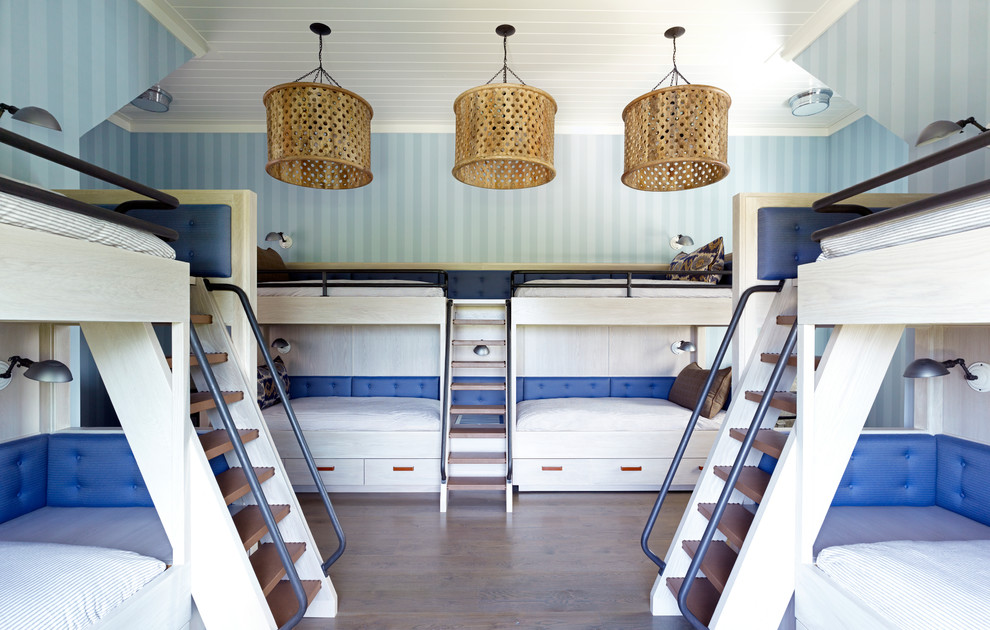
[440,299,454,483]
[190,327,308,630]
[677,322,799,630]
[258,269,448,296]
[641,281,785,572]
[505,298,513,484]
[510,269,731,296]
[205,280,346,573]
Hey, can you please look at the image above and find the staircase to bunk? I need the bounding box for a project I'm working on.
[440,299,512,512]
[181,278,338,628]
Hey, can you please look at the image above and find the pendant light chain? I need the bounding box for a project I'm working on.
[296,29,343,88]
[651,32,691,91]
[485,32,526,85]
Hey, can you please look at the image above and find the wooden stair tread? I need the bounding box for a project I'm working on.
[167,352,227,368]
[190,314,213,325]
[251,542,307,595]
[776,314,832,328]
[698,503,754,549]
[451,360,506,368]
[190,390,244,414]
[452,339,506,346]
[450,404,506,415]
[267,579,322,627]
[761,352,821,368]
[199,428,260,459]
[730,428,787,459]
[447,476,506,490]
[744,390,797,414]
[682,540,737,593]
[216,466,275,505]
[450,382,506,391]
[666,577,719,626]
[233,504,290,550]
[450,425,506,437]
[449,451,506,464]
[453,319,505,326]
[713,466,772,503]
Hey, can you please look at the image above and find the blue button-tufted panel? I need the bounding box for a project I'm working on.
[448,271,512,299]
[288,376,353,399]
[757,208,866,281]
[610,377,676,399]
[935,435,990,526]
[518,377,611,402]
[451,377,506,406]
[352,377,440,400]
[128,205,232,277]
[831,434,936,506]
[0,434,49,523]
[46,433,152,508]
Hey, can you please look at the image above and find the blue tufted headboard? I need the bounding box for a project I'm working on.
[831,433,937,506]
[757,207,870,280]
[289,376,440,400]
[516,377,676,402]
[935,434,990,527]
[129,204,232,277]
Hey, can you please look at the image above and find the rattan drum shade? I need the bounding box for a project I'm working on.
[622,84,730,192]
[453,83,557,190]
[264,81,373,190]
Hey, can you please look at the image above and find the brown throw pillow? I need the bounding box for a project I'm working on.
[257,247,289,282]
[668,362,732,418]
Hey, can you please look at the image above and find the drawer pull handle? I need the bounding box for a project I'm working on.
[620,466,642,472]
[393,466,415,472]
[542,466,563,472]
[317,466,335,472]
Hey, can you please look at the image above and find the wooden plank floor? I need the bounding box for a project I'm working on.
[297,490,694,629]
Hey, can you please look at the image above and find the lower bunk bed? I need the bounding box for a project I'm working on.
[264,376,442,492]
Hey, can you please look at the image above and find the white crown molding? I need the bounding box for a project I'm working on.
[779,0,860,61]
[136,0,209,58]
[107,113,135,132]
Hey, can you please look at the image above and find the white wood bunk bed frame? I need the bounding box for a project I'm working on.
[508,266,733,492]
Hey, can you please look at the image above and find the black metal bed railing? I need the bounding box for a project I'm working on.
[640,281,784,572]
[440,299,454,484]
[677,322,799,630]
[258,269,449,296]
[205,281,346,573]
[190,327,309,630]
[510,269,731,297]
[505,298,513,484]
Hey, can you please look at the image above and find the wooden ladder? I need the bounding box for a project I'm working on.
[441,299,511,512]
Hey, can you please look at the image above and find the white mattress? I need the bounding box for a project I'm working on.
[0,540,166,630]
[258,279,444,297]
[0,189,176,259]
[513,278,730,297]
[262,396,442,431]
[815,539,990,630]
[819,192,990,259]
[515,397,723,432]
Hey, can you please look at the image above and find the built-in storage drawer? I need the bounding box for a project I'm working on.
[514,457,705,489]
[282,458,364,486]
[364,459,441,486]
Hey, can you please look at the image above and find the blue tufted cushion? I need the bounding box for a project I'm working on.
[128,205,232,277]
[935,435,990,526]
[0,434,49,523]
[609,377,676,399]
[352,377,440,399]
[756,207,865,280]
[831,434,937,506]
[47,433,152,508]
[518,377,611,402]
[448,271,512,299]
[451,377,507,406]
[257,356,289,409]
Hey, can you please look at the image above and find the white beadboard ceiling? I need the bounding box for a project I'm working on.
[116,0,863,135]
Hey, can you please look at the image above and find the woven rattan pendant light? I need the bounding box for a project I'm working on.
[263,23,373,189]
[622,27,730,192]
[453,25,557,190]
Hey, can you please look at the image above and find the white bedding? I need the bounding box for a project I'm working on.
[819,191,990,259]
[258,279,444,297]
[262,396,442,431]
[0,540,166,630]
[0,189,176,259]
[513,278,730,298]
[815,539,990,630]
[516,397,723,432]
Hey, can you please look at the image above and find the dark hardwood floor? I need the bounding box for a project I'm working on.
[296,490,694,629]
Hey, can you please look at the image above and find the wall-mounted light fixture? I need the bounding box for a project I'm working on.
[265,231,293,249]
[788,88,833,117]
[670,234,694,250]
[0,102,61,131]
[903,357,990,393]
[0,356,73,391]
[473,345,491,357]
[131,85,173,113]
[916,117,989,147]
[270,338,291,354]
[671,340,696,355]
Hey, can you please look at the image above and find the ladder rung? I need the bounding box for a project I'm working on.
[167,352,228,369]
[267,579,322,627]
[449,451,506,465]
[450,404,506,415]
[198,429,260,460]
[451,361,506,369]
[760,352,820,368]
[450,382,506,391]
[453,319,505,326]
[713,466,771,503]
[776,314,833,328]
[216,467,275,505]
[233,504,290,550]
[447,476,506,490]
[666,577,718,627]
[190,390,244,414]
[450,425,506,438]
[697,503,754,549]
[730,428,787,459]
[251,542,307,596]
[682,540,737,593]
[744,390,797,414]
[452,339,506,346]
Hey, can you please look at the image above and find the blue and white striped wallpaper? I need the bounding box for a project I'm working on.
[796,0,990,193]
[0,0,192,188]
[74,118,905,264]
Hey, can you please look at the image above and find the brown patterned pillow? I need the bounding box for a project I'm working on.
[668,362,732,418]
[669,237,725,284]
[257,247,289,282]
